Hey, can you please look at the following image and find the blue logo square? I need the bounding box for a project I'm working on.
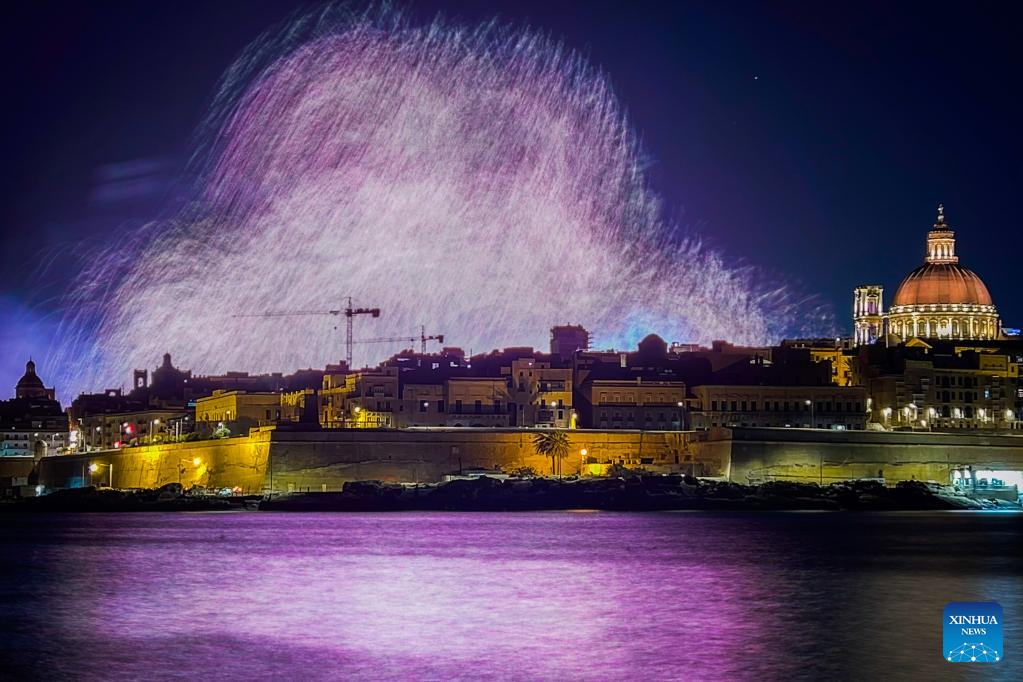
[944,602,1003,662]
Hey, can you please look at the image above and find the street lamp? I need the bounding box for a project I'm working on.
[677,401,685,430]
[89,462,113,488]
[178,457,202,484]
[805,399,814,429]
[580,448,588,476]
[906,403,918,428]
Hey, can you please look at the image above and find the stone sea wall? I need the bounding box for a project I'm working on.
[708,427,1023,484]
[38,428,704,493]
[35,426,1023,492]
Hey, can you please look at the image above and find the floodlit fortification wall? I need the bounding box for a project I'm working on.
[702,427,1023,484]
[39,428,709,492]
[261,428,702,492]
[38,431,271,493]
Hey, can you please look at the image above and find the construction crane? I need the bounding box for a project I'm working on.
[354,326,445,354]
[233,297,380,368]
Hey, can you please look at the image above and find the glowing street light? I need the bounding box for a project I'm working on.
[178,457,202,484]
[89,462,113,488]
[805,399,815,429]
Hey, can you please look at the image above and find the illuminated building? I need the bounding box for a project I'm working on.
[690,385,867,430]
[501,357,574,428]
[317,351,574,429]
[82,408,190,449]
[400,383,447,427]
[445,377,509,427]
[586,379,686,430]
[782,338,856,387]
[853,339,1023,431]
[318,366,399,428]
[853,285,884,346]
[195,390,287,435]
[853,206,1000,345]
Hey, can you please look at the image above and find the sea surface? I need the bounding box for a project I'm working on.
[1,511,1020,681]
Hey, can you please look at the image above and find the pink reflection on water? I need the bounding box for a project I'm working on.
[18,511,1021,680]
[54,513,784,679]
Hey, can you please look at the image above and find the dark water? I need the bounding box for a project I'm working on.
[1,511,1020,681]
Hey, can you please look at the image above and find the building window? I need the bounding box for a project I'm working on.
[711,400,718,411]
[474,400,482,414]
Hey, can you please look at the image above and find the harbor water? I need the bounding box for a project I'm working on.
[1,511,1020,680]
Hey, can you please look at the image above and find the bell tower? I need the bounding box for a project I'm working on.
[853,285,884,346]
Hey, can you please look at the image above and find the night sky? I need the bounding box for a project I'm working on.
[2,1,1020,393]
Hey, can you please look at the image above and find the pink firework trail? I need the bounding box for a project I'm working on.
[49,6,826,396]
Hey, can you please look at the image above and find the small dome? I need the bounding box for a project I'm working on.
[16,360,44,390]
[892,263,993,307]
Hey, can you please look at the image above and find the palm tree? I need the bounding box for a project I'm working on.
[533,431,570,478]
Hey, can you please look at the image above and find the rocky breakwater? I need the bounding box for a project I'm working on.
[3,484,257,512]
[260,476,1020,512]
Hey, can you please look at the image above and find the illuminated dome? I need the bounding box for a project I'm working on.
[884,205,999,341]
[892,263,993,307]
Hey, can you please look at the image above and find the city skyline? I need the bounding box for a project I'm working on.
[2,6,1022,680]
[3,2,1021,393]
